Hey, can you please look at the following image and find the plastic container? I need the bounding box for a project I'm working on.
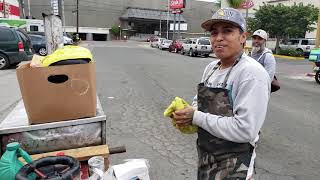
[88,156,105,176]
[0,142,33,180]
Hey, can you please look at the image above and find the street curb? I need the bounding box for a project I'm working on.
[0,98,21,119]
[274,54,305,60]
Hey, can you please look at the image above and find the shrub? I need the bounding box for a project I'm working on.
[278,48,304,57]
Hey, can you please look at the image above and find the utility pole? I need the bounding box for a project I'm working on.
[3,0,6,18]
[20,0,25,18]
[178,11,180,39]
[27,0,30,17]
[159,11,162,37]
[76,0,79,35]
[166,0,169,39]
[173,13,176,40]
[58,0,65,33]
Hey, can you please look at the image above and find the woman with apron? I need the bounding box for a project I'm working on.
[174,8,271,180]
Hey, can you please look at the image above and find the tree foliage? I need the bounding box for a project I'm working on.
[247,3,319,53]
[227,0,245,9]
[110,25,120,36]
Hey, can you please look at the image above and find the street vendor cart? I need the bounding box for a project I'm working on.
[0,96,106,156]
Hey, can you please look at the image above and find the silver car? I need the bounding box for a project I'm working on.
[159,40,172,50]
[182,38,212,57]
[151,38,166,48]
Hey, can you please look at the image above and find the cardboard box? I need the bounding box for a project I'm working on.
[16,62,97,124]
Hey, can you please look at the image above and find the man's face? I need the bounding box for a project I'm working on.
[210,22,246,60]
[252,35,265,49]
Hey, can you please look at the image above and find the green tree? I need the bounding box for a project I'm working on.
[247,3,319,53]
[110,25,120,39]
[226,0,244,9]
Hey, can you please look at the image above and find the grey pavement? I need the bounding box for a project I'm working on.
[0,66,21,121]
[0,41,319,179]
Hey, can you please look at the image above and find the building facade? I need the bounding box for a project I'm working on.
[25,0,221,40]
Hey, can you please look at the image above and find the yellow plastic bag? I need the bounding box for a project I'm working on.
[164,97,198,134]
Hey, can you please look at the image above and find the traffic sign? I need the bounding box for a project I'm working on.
[241,0,254,9]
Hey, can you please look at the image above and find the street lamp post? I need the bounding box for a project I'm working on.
[118,25,121,40]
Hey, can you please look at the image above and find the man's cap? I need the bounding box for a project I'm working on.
[201,8,246,32]
[252,29,268,40]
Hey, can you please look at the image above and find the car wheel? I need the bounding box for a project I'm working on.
[168,48,171,52]
[189,49,194,57]
[315,70,320,84]
[204,54,209,57]
[0,53,9,70]
[296,48,303,53]
[38,48,47,56]
[180,48,185,55]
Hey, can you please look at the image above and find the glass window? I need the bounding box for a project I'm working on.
[17,31,28,42]
[301,40,308,45]
[30,36,43,42]
[308,40,315,45]
[198,39,210,45]
[30,25,39,32]
[288,40,299,45]
[0,29,16,41]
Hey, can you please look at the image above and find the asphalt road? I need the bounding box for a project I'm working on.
[0,41,319,180]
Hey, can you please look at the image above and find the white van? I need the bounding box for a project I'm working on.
[279,38,316,53]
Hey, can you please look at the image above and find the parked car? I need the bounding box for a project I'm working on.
[159,40,172,50]
[279,38,315,57]
[181,38,212,57]
[29,34,47,56]
[147,36,158,42]
[151,38,166,48]
[28,31,74,45]
[63,36,73,45]
[168,39,186,53]
[0,27,33,69]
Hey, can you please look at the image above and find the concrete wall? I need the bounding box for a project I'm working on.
[28,0,220,34]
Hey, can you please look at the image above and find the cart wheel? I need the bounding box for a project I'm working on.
[315,70,320,84]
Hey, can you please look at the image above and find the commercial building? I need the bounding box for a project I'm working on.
[23,0,220,40]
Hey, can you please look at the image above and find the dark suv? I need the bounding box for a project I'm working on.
[0,27,33,69]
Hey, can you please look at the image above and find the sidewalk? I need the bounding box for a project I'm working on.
[0,68,22,122]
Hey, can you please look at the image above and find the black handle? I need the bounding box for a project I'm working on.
[109,145,126,155]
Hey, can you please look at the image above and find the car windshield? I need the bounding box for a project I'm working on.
[164,40,172,44]
[30,35,44,42]
[198,39,210,45]
[0,29,15,41]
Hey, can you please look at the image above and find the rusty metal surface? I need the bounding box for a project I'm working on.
[0,97,105,134]
[1,122,102,154]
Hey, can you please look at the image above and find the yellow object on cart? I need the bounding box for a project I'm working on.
[164,97,198,134]
[41,46,93,67]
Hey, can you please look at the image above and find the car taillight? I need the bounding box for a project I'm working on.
[18,42,24,52]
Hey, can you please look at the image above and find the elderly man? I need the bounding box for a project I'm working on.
[251,29,276,81]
